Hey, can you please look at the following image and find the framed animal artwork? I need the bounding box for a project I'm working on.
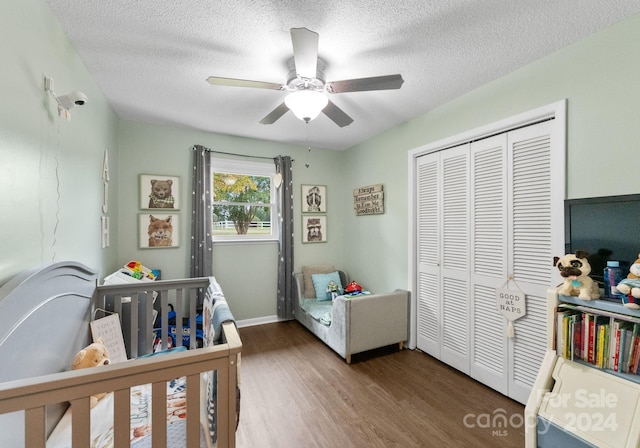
[302,215,327,243]
[139,213,179,249]
[301,184,326,213]
[140,174,180,210]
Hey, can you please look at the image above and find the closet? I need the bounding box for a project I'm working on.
[411,103,565,404]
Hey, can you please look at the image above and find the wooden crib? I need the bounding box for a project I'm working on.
[0,261,241,448]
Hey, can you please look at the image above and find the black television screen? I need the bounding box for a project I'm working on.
[565,194,640,284]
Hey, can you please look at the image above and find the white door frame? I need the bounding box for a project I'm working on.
[407,100,567,349]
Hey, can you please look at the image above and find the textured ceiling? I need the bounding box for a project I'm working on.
[46,0,640,150]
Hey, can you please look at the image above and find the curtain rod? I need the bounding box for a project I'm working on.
[193,146,293,161]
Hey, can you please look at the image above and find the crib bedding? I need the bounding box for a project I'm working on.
[46,377,190,448]
[202,276,240,442]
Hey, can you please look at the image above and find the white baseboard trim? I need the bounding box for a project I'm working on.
[236,315,291,328]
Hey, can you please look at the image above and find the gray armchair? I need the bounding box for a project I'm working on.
[293,266,409,363]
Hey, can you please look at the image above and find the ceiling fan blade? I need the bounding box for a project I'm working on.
[326,74,404,93]
[322,100,354,127]
[290,27,319,79]
[206,76,283,90]
[259,102,289,125]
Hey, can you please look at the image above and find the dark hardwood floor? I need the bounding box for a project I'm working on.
[235,321,525,448]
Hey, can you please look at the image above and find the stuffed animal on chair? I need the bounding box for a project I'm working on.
[345,280,363,294]
[71,337,111,408]
[615,253,640,309]
[554,251,600,300]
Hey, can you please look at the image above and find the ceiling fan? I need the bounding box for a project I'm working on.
[206,27,404,127]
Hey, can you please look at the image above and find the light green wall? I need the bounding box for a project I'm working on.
[117,120,345,321]
[343,13,640,294]
[0,0,120,284]
[4,0,640,323]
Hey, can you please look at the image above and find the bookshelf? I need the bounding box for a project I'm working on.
[556,295,640,319]
[556,298,640,384]
[524,287,640,448]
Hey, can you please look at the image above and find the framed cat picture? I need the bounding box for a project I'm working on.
[139,213,179,249]
[140,174,180,210]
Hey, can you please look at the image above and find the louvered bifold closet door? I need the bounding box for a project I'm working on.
[469,134,509,395]
[416,152,441,357]
[507,120,555,404]
[440,144,471,374]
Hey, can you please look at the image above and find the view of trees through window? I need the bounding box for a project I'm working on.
[212,172,272,236]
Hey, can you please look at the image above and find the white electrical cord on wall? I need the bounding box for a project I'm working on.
[51,117,62,262]
[43,76,88,262]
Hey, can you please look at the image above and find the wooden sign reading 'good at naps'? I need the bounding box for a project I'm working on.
[353,184,384,216]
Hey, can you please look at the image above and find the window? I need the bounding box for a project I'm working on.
[211,158,278,242]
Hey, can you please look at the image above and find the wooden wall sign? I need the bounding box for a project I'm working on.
[353,184,384,216]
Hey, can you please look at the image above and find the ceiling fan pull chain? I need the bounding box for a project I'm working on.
[305,121,311,168]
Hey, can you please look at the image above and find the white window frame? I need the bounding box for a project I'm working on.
[211,158,279,243]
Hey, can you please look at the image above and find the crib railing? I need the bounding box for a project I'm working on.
[0,321,241,448]
[94,277,210,358]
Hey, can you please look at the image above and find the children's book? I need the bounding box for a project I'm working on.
[90,313,127,363]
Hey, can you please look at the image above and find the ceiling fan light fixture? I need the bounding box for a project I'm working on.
[285,90,328,122]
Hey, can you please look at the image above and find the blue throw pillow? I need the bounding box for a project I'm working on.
[311,271,343,301]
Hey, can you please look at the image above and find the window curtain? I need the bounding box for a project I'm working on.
[275,155,294,319]
[190,145,213,282]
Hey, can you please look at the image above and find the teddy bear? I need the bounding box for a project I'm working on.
[71,337,111,408]
[148,179,175,208]
[553,251,600,300]
[615,253,640,309]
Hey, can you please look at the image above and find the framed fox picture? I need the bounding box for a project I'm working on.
[139,213,179,249]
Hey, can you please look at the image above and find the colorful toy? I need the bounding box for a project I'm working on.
[154,306,204,350]
[615,253,640,309]
[345,280,363,294]
[124,260,159,280]
[326,280,340,301]
[71,337,111,408]
[553,251,599,300]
